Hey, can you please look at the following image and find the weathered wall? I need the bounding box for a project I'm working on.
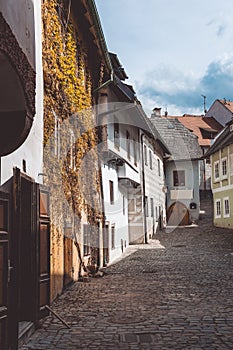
[1,0,44,184]
[42,0,103,301]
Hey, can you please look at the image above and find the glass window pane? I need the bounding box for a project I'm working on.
[40,192,49,216]
[40,224,49,274]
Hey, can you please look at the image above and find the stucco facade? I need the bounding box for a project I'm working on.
[210,144,233,228]
[141,132,166,239]
[1,0,42,184]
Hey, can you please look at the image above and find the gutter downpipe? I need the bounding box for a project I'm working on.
[140,132,148,244]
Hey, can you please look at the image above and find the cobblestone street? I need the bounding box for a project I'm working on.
[20,200,233,350]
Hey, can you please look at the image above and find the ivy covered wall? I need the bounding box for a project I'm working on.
[42,0,104,300]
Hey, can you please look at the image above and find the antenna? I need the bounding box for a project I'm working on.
[201,95,207,114]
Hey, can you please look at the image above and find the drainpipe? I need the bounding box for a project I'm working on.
[140,132,148,244]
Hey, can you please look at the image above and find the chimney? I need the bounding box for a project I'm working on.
[151,107,162,118]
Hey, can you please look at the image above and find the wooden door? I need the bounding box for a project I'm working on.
[0,190,9,350]
[167,202,190,226]
[38,186,50,319]
[64,234,73,287]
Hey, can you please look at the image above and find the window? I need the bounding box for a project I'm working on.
[145,196,149,217]
[173,170,185,187]
[222,158,227,177]
[126,130,130,159]
[144,145,148,165]
[158,159,161,176]
[149,150,153,169]
[215,199,221,218]
[224,197,230,217]
[133,139,137,166]
[114,119,120,150]
[123,196,125,215]
[53,110,61,158]
[70,130,76,170]
[214,161,220,180]
[109,181,114,204]
[111,225,115,249]
[83,224,91,256]
[150,198,154,217]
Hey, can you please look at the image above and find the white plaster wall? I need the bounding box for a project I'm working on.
[142,137,166,235]
[0,0,35,68]
[101,164,129,263]
[107,123,140,181]
[166,160,200,221]
[1,0,44,185]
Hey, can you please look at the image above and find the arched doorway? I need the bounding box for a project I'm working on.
[167,201,190,226]
[0,13,35,156]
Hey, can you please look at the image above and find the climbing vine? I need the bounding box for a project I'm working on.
[42,0,102,236]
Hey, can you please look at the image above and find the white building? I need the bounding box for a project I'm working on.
[1,0,44,184]
[97,54,169,263]
[141,131,167,241]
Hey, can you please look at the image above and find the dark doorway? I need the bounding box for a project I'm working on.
[167,202,190,226]
[0,168,50,349]
[0,189,10,349]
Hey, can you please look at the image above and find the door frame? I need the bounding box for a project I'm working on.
[0,189,10,350]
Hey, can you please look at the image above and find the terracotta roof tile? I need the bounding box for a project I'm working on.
[219,99,233,114]
[162,115,223,147]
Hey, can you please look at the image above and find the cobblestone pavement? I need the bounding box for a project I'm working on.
[21,207,233,349]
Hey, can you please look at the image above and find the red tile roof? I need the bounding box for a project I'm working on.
[218,99,233,114]
[162,115,223,147]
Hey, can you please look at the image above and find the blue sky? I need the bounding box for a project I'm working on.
[95,0,233,115]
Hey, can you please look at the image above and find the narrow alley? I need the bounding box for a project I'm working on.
[20,197,233,350]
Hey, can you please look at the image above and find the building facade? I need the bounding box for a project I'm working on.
[205,99,233,127]
[205,120,233,228]
[0,1,48,349]
[150,116,202,226]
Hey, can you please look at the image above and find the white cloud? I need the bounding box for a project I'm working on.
[136,54,233,115]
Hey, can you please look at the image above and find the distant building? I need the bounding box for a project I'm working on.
[97,54,168,263]
[205,119,233,228]
[150,116,202,226]
[205,99,233,126]
[164,114,223,190]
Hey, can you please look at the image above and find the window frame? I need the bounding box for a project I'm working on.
[214,160,220,181]
[144,145,148,166]
[173,170,185,187]
[150,198,154,217]
[215,199,221,218]
[126,130,130,160]
[111,225,115,250]
[133,139,137,166]
[158,159,161,176]
[114,118,120,150]
[223,197,230,217]
[109,180,114,205]
[149,149,153,170]
[221,157,227,178]
[145,196,149,217]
